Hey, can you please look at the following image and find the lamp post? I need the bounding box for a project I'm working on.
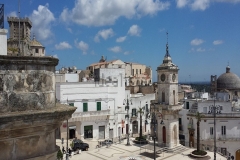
[208,96,222,160]
[65,119,69,160]
[123,95,132,146]
[151,104,164,160]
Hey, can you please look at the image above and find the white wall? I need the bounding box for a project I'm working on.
[0,29,8,55]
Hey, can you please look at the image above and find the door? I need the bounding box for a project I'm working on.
[236,149,240,160]
[109,129,113,139]
[132,121,138,134]
[99,126,105,139]
[162,126,166,144]
[118,127,121,137]
[84,125,93,139]
[69,129,75,139]
[126,124,129,134]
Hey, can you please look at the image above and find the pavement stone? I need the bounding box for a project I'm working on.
[57,138,227,160]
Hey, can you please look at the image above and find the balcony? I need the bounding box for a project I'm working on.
[162,104,183,111]
[188,123,194,130]
[206,135,240,141]
[68,110,110,122]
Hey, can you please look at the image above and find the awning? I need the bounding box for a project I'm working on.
[69,126,76,129]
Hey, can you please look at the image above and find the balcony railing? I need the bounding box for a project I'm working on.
[188,123,194,129]
[69,110,110,122]
[72,110,110,117]
[206,134,240,141]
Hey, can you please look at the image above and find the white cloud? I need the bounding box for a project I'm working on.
[196,47,205,52]
[213,40,223,45]
[60,0,170,27]
[53,54,58,58]
[94,28,114,42]
[116,36,127,43]
[215,0,240,3]
[176,0,190,8]
[128,25,142,36]
[8,11,17,17]
[75,40,89,54]
[190,0,210,11]
[124,51,130,55]
[190,38,204,45]
[55,42,72,50]
[66,28,73,33]
[136,0,170,16]
[30,4,55,41]
[109,46,122,53]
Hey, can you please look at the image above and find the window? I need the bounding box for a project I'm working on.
[162,92,165,103]
[97,102,101,111]
[68,103,74,106]
[186,102,189,109]
[210,127,213,135]
[221,126,226,135]
[132,69,134,76]
[203,107,207,113]
[35,48,39,53]
[83,103,88,112]
[132,109,137,117]
[140,69,141,74]
[146,104,149,112]
[136,69,138,74]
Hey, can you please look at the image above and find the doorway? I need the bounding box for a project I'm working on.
[84,125,93,139]
[162,126,166,144]
[69,127,76,139]
[132,121,138,134]
[236,149,240,160]
[99,126,105,139]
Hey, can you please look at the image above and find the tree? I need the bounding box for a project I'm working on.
[57,149,63,160]
[138,107,144,140]
[195,112,204,152]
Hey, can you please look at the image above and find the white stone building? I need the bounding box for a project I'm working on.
[56,67,155,141]
[179,92,240,159]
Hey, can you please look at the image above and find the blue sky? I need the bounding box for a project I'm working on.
[2,0,240,82]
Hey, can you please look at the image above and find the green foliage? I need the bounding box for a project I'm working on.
[135,136,147,141]
[192,150,207,156]
[57,149,63,160]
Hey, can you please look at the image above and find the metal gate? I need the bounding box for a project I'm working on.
[99,126,105,139]
[109,129,113,139]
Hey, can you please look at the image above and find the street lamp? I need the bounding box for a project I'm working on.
[123,95,132,146]
[208,96,222,160]
[151,104,164,160]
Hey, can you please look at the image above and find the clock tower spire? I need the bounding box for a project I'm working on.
[154,33,182,149]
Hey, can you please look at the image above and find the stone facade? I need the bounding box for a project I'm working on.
[0,55,76,160]
[155,42,182,148]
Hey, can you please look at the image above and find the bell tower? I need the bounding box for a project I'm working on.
[156,32,182,148]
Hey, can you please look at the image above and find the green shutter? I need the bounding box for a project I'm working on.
[97,102,101,111]
[83,103,88,112]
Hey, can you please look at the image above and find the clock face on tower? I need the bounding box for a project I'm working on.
[172,74,176,82]
[161,74,166,82]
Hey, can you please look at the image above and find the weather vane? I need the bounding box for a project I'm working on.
[166,31,168,44]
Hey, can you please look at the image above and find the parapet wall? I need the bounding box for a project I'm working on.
[0,55,58,112]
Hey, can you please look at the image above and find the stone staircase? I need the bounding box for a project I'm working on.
[165,145,188,153]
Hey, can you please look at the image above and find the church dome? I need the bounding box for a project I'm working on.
[217,66,240,90]
[30,35,43,47]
